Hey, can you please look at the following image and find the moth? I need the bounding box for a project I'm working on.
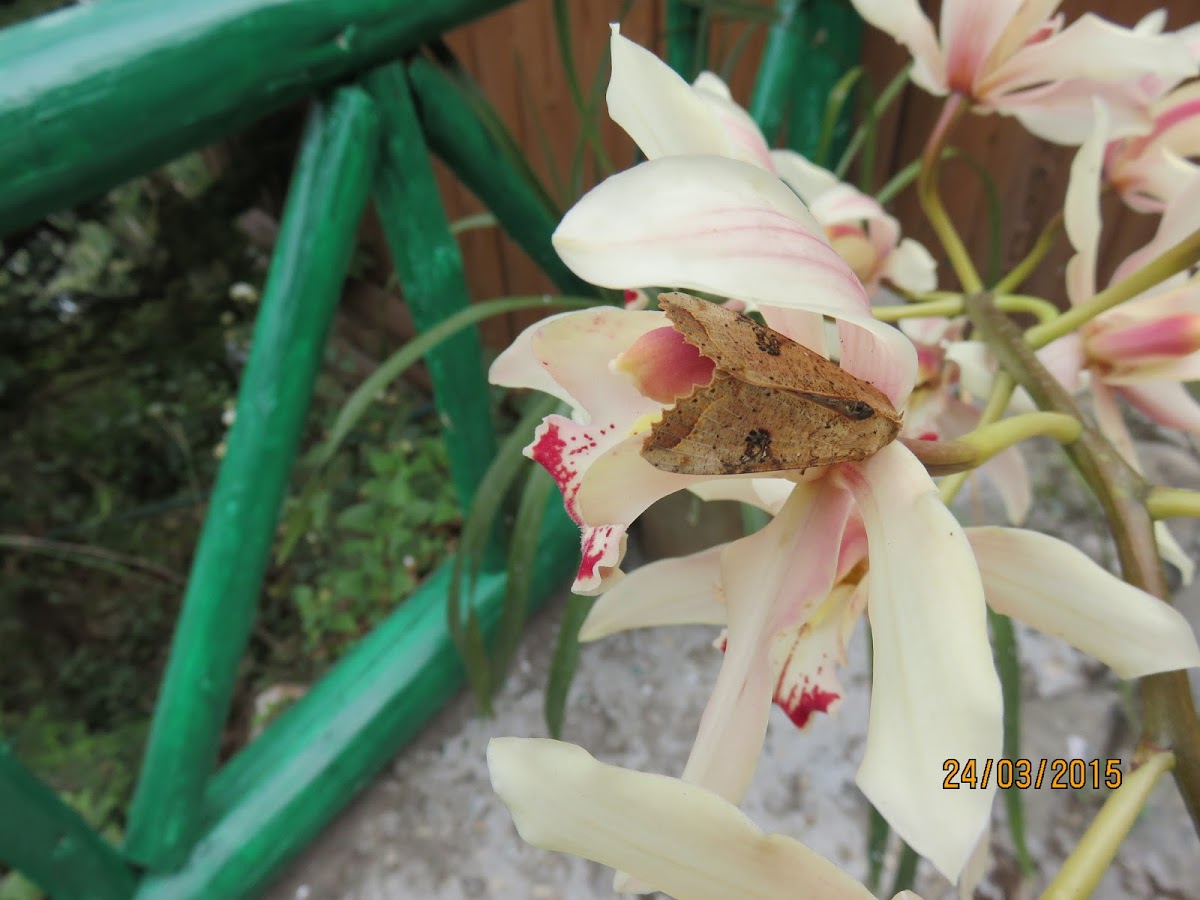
[641,292,902,476]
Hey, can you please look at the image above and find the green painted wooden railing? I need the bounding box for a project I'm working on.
[0,1,861,897]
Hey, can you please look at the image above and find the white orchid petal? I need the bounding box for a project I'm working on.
[580,547,727,641]
[684,482,853,803]
[533,307,669,423]
[1116,381,1200,434]
[837,318,918,408]
[978,443,1032,525]
[1112,172,1200,285]
[884,237,939,294]
[688,477,795,515]
[968,527,1200,677]
[489,311,586,409]
[1036,332,1086,391]
[487,738,879,900]
[608,26,737,160]
[1156,521,1196,586]
[849,0,946,94]
[770,148,842,202]
[987,13,1197,98]
[577,433,711,526]
[1064,101,1108,303]
[940,0,1022,92]
[839,443,1002,884]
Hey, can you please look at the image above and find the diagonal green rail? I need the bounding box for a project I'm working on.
[0,0,861,897]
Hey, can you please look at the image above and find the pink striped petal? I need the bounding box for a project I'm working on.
[940,0,1022,93]
[682,481,853,803]
[553,155,917,404]
[985,13,1197,100]
[837,443,1002,883]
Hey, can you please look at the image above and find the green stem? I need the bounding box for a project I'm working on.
[992,210,1063,295]
[874,293,1058,324]
[965,292,1200,838]
[938,372,1015,506]
[918,94,983,294]
[903,411,1080,476]
[1147,487,1200,520]
[1042,752,1175,899]
[1027,226,1200,348]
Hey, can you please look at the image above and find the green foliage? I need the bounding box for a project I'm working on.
[282,421,461,663]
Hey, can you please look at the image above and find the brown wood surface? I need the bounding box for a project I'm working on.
[407,0,1191,347]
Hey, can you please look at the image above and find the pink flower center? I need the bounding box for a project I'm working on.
[612,326,716,403]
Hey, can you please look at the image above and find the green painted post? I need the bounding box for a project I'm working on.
[123,88,381,870]
[665,0,704,81]
[406,57,595,298]
[133,500,580,900]
[0,0,519,236]
[365,62,496,511]
[749,0,807,146]
[786,0,863,162]
[0,743,138,900]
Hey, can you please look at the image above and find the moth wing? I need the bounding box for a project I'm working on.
[641,377,900,476]
[657,291,899,422]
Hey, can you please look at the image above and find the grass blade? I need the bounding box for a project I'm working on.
[834,62,912,180]
[814,65,863,167]
[449,394,562,709]
[545,593,596,738]
[552,0,613,175]
[990,607,1035,874]
[491,465,556,687]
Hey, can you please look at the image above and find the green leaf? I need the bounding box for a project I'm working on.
[552,0,612,175]
[492,465,556,688]
[314,295,597,472]
[814,65,863,168]
[990,608,1035,874]
[449,393,562,711]
[835,62,912,181]
[545,593,597,738]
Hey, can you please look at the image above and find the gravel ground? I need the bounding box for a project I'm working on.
[265,428,1200,900]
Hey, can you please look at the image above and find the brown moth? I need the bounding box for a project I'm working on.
[641,292,902,476]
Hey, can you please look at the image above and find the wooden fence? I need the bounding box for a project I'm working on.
[387,0,1181,349]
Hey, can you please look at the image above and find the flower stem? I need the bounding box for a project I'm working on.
[1147,487,1200,520]
[1027,226,1200,349]
[875,293,1058,323]
[918,94,983,294]
[938,372,1015,505]
[992,209,1063,295]
[1042,751,1174,900]
[965,291,1200,837]
[905,412,1080,475]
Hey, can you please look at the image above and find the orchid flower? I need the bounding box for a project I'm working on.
[606,26,936,297]
[488,737,921,900]
[491,152,918,595]
[1043,104,1200,440]
[494,278,1007,881]
[899,315,1031,524]
[1106,80,1200,213]
[580,493,1200,885]
[850,0,1198,144]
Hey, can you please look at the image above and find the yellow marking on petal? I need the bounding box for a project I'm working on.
[628,410,664,437]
